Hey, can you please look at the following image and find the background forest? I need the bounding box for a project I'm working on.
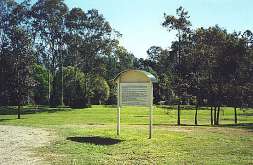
[0,0,252,117]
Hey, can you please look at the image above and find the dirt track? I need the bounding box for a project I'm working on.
[0,125,53,165]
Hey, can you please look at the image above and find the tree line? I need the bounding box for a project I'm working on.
[146,7,253,125]
[0,0,138,116]
[0,1,252,123]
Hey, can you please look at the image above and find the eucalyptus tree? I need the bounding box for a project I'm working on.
[45,4,119,106]
[2,0,34,118]
[0,0,16,105]
[64,7,85,68]
[31,0,68,105]
[77,9,118,104]
[10,29,34,119]
[162,6,191,125]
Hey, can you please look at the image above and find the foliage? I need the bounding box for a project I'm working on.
[144,6,253,125]
[32,64,49,105]
[0,0,34,119]
[60,66,87,108]
[90,76,110,104]
[0,1,252,120]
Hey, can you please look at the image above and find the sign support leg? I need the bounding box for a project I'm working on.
[117,81,120,136]
[149,105,152,139]
[117,106,120,136]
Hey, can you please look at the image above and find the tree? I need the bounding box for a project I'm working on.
[162,6,191,125]
[31,0,68,105]
[59,66,87,108]
[7,1,34,118]
[0,0,131,109]
[79,9,114,102]
[147,46,174,103]
[0,0,16,105]
[91,77,110,105]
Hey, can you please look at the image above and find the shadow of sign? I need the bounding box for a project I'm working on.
[66,136,123,145]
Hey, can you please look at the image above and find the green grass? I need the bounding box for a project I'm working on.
[0,105,253,164]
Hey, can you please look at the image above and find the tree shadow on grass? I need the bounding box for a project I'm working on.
[134,115,148,118]
[0,105,75,115]
[66,136,123,145]
[239,113,253,116]
[0,118,14,122]
[128,123,209,127]
[220,123,253,132]
[103,105,117,108]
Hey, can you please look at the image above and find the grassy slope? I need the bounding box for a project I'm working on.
[0,106,253,164]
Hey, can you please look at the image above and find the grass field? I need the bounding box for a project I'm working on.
[0,105,253,164]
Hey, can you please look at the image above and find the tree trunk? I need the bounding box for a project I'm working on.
[211,106,213,125]
[48,71,51,104]
[216,106,220,125]
[61,48,64,106]
[178,30,181,64]
[234,107,237,124]
[195,104,198,125]
[17,105,21,119]
[177,103,181,126]
[214,107,217,125]
[17,61,21,119]
[48,48,51,104]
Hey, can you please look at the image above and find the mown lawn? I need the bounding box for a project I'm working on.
[0,105,253,164]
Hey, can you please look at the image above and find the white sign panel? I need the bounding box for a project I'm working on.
[120,83,151,106]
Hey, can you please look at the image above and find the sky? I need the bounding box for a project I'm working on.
[36,0,253,58]
[63,0,253,58]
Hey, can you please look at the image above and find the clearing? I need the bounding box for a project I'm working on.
[0,125,53,165]
[0,105,252,164]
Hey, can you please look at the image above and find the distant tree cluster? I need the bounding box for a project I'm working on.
[0,0,137,117]
[146,7,253,125]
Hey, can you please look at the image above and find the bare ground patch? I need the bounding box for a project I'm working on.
[0,125,54,165]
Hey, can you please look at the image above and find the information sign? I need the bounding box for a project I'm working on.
[114,70,157,139]
[120,83,150,106]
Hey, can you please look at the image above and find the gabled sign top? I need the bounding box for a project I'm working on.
[114,69,158,83]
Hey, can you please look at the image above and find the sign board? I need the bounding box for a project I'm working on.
[120,83,151,106]
[114,70,157,139]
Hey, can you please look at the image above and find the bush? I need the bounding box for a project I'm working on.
[91,76,110,104]
[60,66,88,108]
[106,81,117,105]
[32,64,49,105]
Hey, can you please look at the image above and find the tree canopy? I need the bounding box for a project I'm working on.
[0,2,252,123]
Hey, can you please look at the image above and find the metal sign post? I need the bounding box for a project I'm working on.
[117,80,120,135]
[114,70,157,139]
[149,82,153,139]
